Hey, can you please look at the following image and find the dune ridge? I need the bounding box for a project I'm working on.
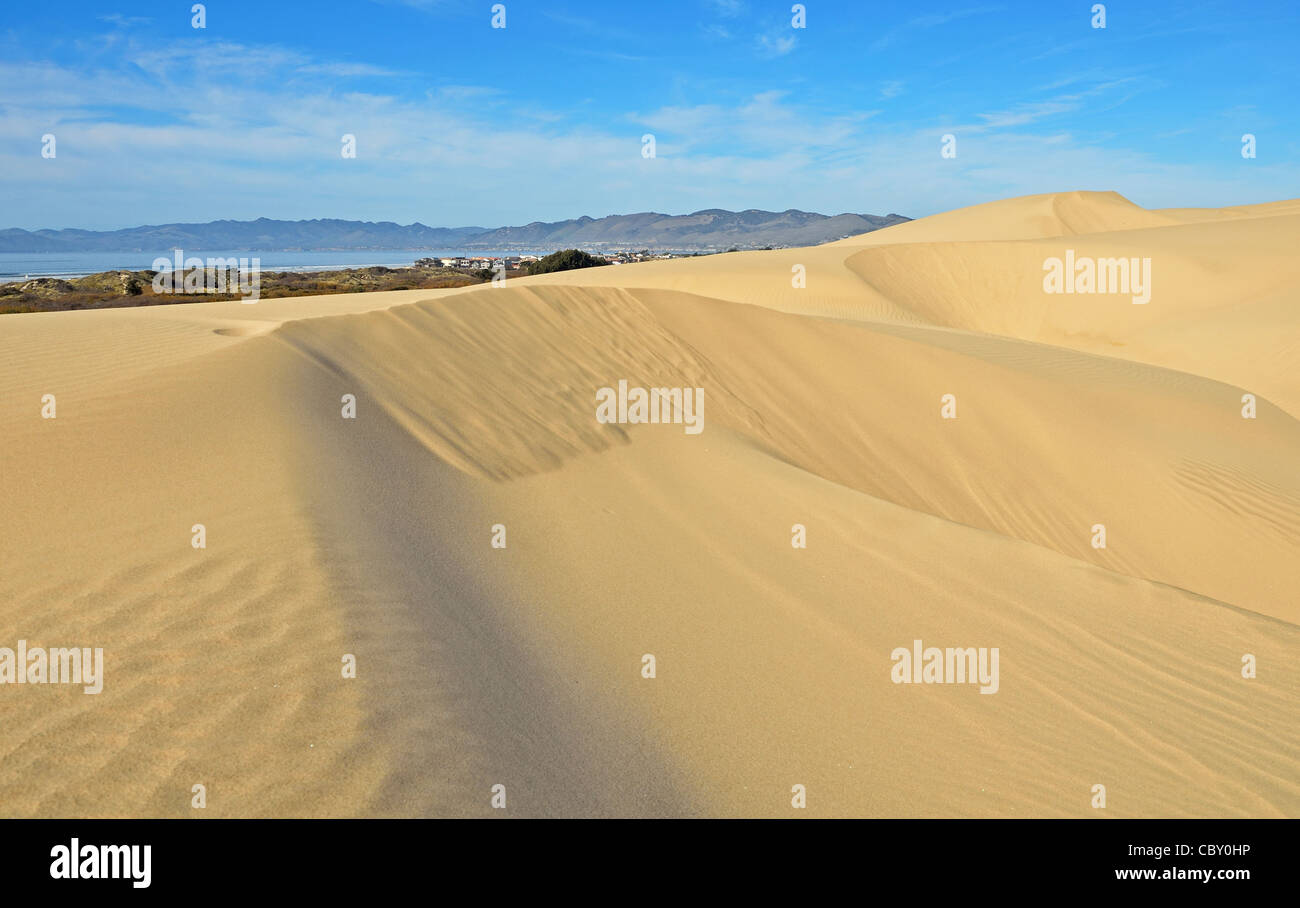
[2,191,1296,817]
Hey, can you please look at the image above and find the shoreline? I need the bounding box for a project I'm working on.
[0,246,739,283]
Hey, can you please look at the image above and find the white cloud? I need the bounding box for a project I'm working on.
[870,6,1005,52]
[756,32,797,57]
[97,13,152,27]
[706,0,746,18]
[0,37,1291,230]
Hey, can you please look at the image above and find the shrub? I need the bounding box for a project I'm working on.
[525,248,609,275]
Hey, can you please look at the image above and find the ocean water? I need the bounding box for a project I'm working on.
[0,250,537,281]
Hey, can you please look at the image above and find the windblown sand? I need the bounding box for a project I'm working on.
[1,191,1296,817]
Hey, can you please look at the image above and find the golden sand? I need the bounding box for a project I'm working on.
[1,192,1296,817]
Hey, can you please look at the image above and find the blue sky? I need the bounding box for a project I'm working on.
[0,0,1296,229]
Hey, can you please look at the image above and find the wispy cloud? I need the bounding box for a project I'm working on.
[706,0,746,18]
[97,13,152,27]
[299,62,404,78]
[756,32,797,57]
[558,46,649,63]
[870,6,1005,52]
[367,0,449,11]
[542,11,642,43]
[0,8,1292,230]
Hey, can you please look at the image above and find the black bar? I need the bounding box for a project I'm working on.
[0,819,1286,894]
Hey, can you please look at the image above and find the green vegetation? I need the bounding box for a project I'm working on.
[0,266,487,314]
[524,248,609,275]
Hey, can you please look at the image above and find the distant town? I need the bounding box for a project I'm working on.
[418,245,784,274]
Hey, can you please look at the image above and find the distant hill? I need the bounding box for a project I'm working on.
[463,209,910,250]
[0,219,489,253]
[0,209,910,253]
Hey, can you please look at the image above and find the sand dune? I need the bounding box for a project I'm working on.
[1,191,1296,817]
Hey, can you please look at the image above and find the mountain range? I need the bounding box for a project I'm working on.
[0,209,910,253]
